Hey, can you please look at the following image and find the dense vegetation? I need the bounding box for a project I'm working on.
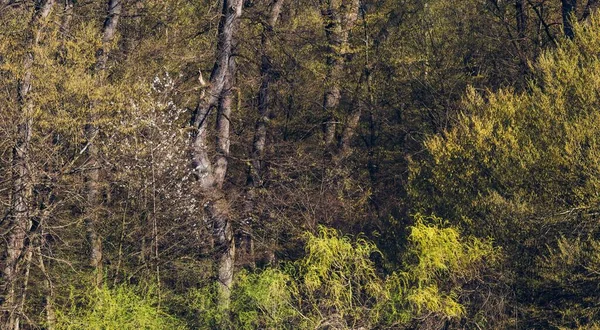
[0,0,599,329]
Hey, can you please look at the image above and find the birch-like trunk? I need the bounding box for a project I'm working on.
[189,0,243,314]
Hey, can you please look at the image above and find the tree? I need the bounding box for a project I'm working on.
[409,15,600,327]
[320,0,360,146]
[84,0,122,288]
[189,0,243,313]
[0,2,56,328]
[243,0,285,266]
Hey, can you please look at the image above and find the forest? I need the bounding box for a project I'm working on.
[0,0,599,329]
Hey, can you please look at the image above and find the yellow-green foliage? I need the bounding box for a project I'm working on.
[231,268,298,329]
[407,215,495,282]
[535,236,600,327]
[56,284,185,330]
[299,226,387,327]
[409,15,600,328]
[193,223,499,329]
[406,215,494,315]
[410,15,600,241]
[384,215,498,325]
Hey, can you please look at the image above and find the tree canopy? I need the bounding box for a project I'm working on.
[0,0,599,329]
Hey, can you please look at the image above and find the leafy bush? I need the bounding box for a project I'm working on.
[408,15,600,328]
[56,284,185,330]
[384,215,502,329]
[175,223,499,329]
[534,236,600,328]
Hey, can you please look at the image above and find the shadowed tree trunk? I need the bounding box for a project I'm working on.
[516,0,527,38]
[562,0,576,39]
[84,0,121,287]
[320,0,360,146]
[189,0,243,313]
[242,0,285,267]
[0,1,56,329]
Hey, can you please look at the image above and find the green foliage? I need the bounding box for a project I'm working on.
[406,215,495,315]
[174,223,498,329]
[56,284,185,330]
[534,235,600,328]
[297,226,387,328]
[383,215,500,328]
[170,282,222,329]
[407,215,495,282]
[231,268,298,329]
[410,16,600,239]
[409,15,600,328]
[1,1,595,329]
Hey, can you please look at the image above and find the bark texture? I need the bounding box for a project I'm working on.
[320,0,359,146]
[1,1,55,328]
[84,0,122,287]
[189,0,243,312]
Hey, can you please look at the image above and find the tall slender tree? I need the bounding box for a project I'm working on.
[0,1,55,329]
[320,0,360,146]
[84,0,122,287]
[189,0,243,312]
[242,0,285,266]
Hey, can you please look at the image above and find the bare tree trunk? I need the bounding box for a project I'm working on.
[84,0,121,287]
[332,1,365,161]
[516,0,527,38]
[59,0,73,33]
[320,0,359,146]
[562,0,576,39]
[191,0,242,188]
[338,66,369,159]
[242,0,284,267]
[36,242,55,330]
[0,1,55,328]
[213,55,236,310]
[189,0,243,315]
[13,242,33,330]
[214,65,234,189]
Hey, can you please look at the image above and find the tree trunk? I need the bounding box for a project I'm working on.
[241,0,284,266]
[338,66,369,159]
[320,0,359,146]
[562,0,576,39]
[516,0,527,38]
[0,1,55,328]
[84,0,121,287]
[189,0,243,314]
[191,0,242,188]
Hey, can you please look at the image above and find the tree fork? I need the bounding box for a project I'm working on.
[189,0,243,315]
